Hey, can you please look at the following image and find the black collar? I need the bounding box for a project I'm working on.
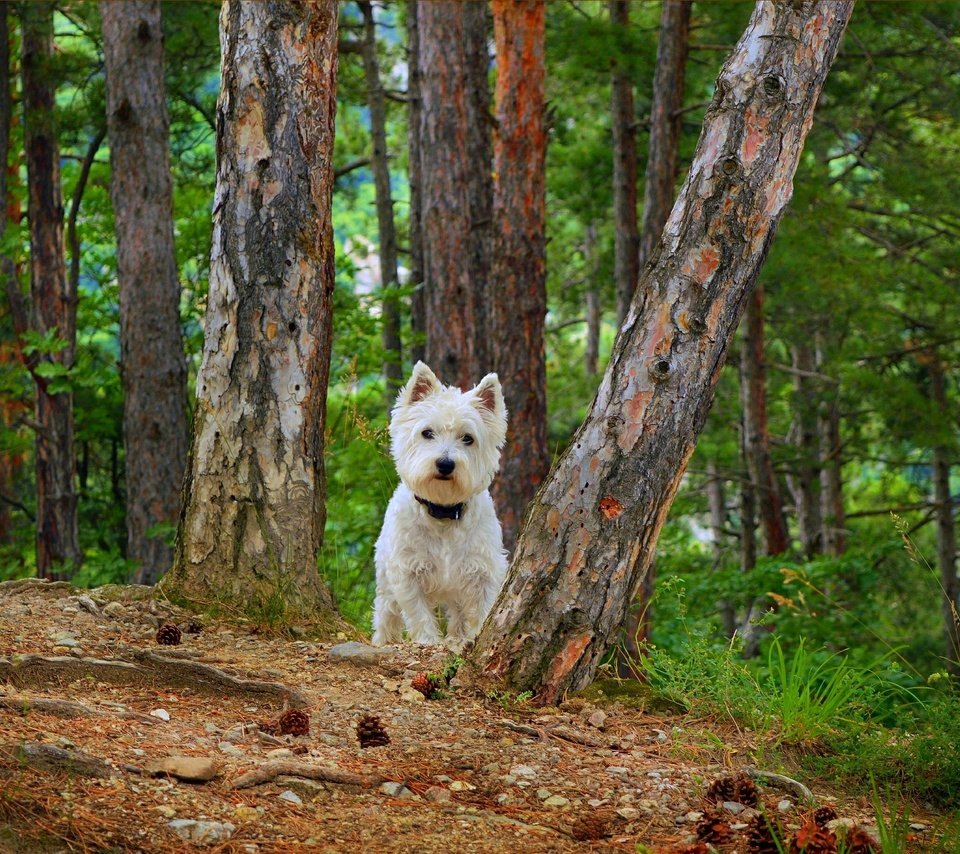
[415,495,465,520]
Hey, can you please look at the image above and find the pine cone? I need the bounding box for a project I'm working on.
[411,672,442,699]
[570,811,610,841]
[357,714,390,748]
[257,719,280,736]
[156,623,182,646]
[278,709,310,736]
[184,619,203,634]
[790,820,838,853]
[670,844,709,854]
[813,805,838,828]
[705,772,759,807]
[842,826,880,854]
[696,809,733,843]
[746,812,786,854]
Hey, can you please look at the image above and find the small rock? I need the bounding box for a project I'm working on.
[218,742,245,757]
[400,688,425,703]
[328,641,398,665]
[103,601,125,617]
[266,748,294,759]
[449,781,475,792]
[157,805,176,818]
[380,782,407,797]
[75,595,100,615]
[233,806,260,822]
[616,807,639,820]
[203,723,220,734]
[722,801,745,815]
[496,793,512,805]
[278,790,303,805]
[536,788,552,801]
[150,708,171,722]
[588,799,608,808]
[605,766,630,777]
[684,811,704,823]
[543,795,569,808]
[777,799,792,812]
[168,819,235,846]
[145,756,220,783]
[910,822,929,831]
[61,606,79,615]
[587,710,607,730]
[424,786,451,803]
[509,764,537,779]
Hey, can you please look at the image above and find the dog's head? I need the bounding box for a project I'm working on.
[389,362,508,505]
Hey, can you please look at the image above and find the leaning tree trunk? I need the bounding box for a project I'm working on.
[489,0,549,555]
[471,0,855,704]
[165,0,338,617]
[358,0,402,402]
[406,2,425,366]
[101,0,189,585]
[22,2,82,579]
[609,0,639,328]
[418,0,493,388]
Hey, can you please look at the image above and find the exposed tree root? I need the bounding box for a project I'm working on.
[0,742,116,779]
[230,761,385,790]
[745,766,815,804]
[0,693,157,723]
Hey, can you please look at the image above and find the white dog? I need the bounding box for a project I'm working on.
[371,362,508,648]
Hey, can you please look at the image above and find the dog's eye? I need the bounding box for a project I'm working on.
[421,429,435,440]
[462,434,474,445]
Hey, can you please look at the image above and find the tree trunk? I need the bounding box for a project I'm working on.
[101,0,189,585]
[489,0,549,555]
[22,2,82,579]
[739,399,758,576]
[928,358,959,677]
[418,0,493,389]
[790,341,821,557]
[740,285,789,555]
[406,2,425,366]
[707,457,736,637]
[358,0,402,402]
[165,0,338,617]
[471,0,854,704]
[584,223,601,376]
[0,1,14,545]
[609,0,639,328]
[637,0,692,275]
[817,336,845,556]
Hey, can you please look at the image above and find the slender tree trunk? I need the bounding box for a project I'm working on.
[637,0,691,275]
[928,358,959,677]
[489,0,549,555]
[101,0,189,585]
[817,333,845,556]
[406,2,425,366]
[358,0,402,402]
[790,341,821,557]
[609,0,639,328]
[707,458,737,637]
[0,1,14,545]
[471,0,854,704]
[584,223,601,376]
[165,0,338,617]
[22,2,81,579]
[418,0,493,389]
[740,285,789,555]
[739,398,758,577]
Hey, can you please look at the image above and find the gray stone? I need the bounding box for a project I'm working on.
[543,795,569,808]
[616,807,639,820]
[103,601,125,617]
[587,710,607,730]
[722,801,745,815]
[605,766,630,777]
[508,764,537,779]
[218,742,245,757]
[278,790,303,805]
[777,799,792,812]
[74,595,100,615]
[145,756,220,783]
[536,788,552,801]
[168,819,235,846]
[328,642,398,665]
[424,786,451,803]
[379,782,407,797]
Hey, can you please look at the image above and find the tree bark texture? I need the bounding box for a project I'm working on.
[489,0,549,555]
[471,0,854,704]
[418,0,493,389]
[101,0,189,585]
[610,0,639,328]
[22,2,82,579]
[637,1,692,276]
[0,1,15,546]
[406,2,425,366]
[790,341,821,557]
[740,285,790,556]
[167,0,338,615]
[358,0,402,400]
[928,358,959,677]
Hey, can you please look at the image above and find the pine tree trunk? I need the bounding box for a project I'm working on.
[739,404,758,575]
[165,0,338,617]
[790,341,821,557]
[406,2,425,367]
[0,1,14,546]
[418,0,492,389]
[22,2,81,579]
[707,457,736,637]
[819,385,845,556]
[101,0,189,585]
[471,0,854,703]
[358,0,402,401]
[610,0,639,328]
[489,0,549,555]
[637,0,692,274]
[584,222,601,376]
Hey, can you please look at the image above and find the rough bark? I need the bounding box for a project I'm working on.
[740,285,790,555]
[489,0,549,555]
[22,2,82,579]
[406,2,425,366]
[928,358,959,677]
[165,0,338,616]
[471,0,854,704]
[358,0,402,400]
[418,0,493,389]
[790,341,821,557]
[637,1,692,275]
[101,0,189,585]
[610,0,639,328]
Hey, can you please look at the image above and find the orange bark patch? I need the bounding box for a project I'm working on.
[599,496,623,519]
[541,632,592,701]
[681,244,720,286]
[545,507,560,534]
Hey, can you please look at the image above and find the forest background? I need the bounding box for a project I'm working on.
[1,0,960,812]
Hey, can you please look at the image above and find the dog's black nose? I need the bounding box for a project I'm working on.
[436,458,455,476]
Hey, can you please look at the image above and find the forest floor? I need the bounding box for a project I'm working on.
[0,578,947,853]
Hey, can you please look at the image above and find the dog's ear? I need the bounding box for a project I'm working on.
[400,361,442,405]
[471,373,507,422]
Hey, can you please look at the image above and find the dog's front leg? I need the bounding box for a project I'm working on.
[397,568,441,644]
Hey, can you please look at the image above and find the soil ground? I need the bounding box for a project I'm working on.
[0,579,946,852]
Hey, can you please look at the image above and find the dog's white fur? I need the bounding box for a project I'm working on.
[372,362,508,647]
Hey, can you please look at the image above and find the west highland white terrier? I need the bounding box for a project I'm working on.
[371,362,508,648]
